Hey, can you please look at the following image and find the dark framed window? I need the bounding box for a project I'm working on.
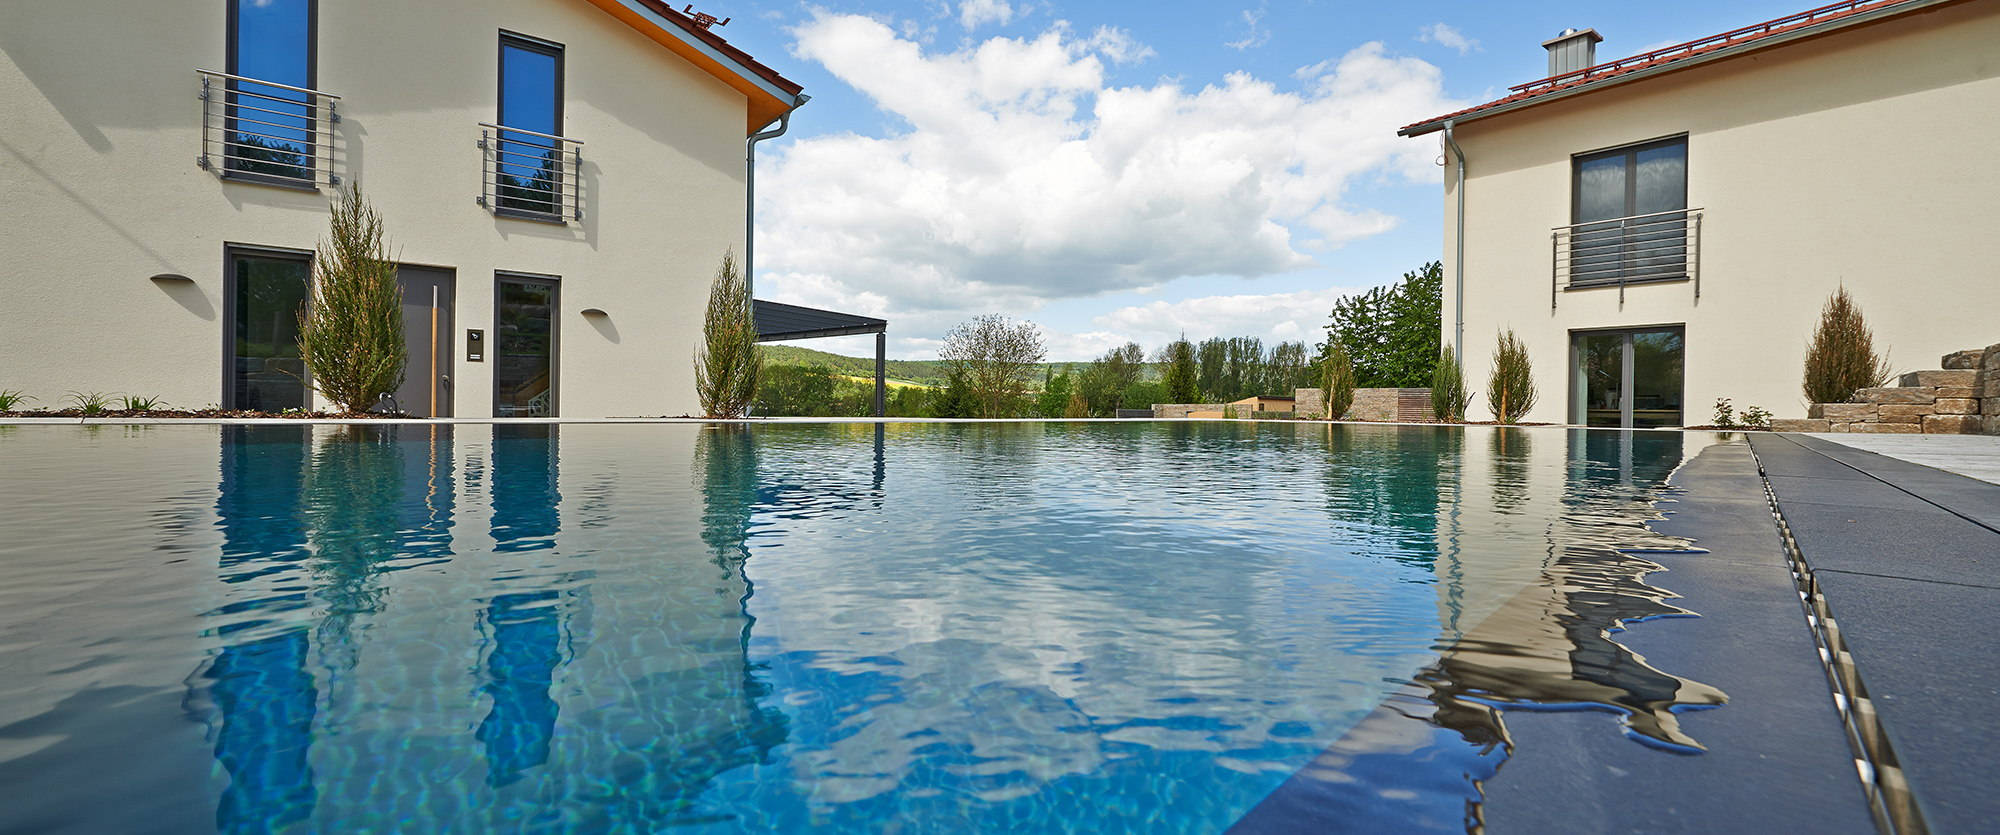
[1569,326,1685,428]
[495,32,565,218]
[1568,136,1688,285]
[223,245,313,412]
[494,273,559,417]
[224,0,317,186]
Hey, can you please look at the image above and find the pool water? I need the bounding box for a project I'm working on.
[0,422,1722,833]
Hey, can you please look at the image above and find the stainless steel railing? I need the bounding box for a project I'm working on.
[1551,208,1703,307]
[477,123,584,222]
[197,69,340,190]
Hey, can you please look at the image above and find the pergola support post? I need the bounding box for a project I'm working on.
[874,331,886,417]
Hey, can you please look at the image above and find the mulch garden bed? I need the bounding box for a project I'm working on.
[0,409,415,420]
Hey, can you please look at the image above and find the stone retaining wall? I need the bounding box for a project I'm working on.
[1775,343,2000,435]
[1292,388,1434,421]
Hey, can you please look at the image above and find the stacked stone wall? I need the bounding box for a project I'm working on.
[1290,388,1435,421]
[1776,343,2000,435]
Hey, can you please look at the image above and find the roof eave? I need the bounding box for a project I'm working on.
[583,0,808,135]
[1398,0,1953,138]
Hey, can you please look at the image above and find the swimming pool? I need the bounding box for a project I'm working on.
[0,422,1721,832]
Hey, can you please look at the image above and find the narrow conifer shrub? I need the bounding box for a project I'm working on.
[299,183,406,414]
[1429,346,1471,422]
[696,252,760,419]
[1486,329,1537,424]
[1802,287,1892,404]
[1321,343,1357,420]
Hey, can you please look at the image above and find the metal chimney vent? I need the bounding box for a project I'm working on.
[1542,28,1604,79]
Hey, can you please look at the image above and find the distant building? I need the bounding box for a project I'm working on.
[1400,0,1999,427]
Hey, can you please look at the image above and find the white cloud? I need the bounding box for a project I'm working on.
[760,12,1462,358]
[1084,25,1154,65]
[959,0,1013,31]
[1225,4,1269,51]
[1417,23,1479,55]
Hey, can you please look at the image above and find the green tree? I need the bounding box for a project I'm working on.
[298,182,406,414]
[1321,342,1356,420]
[1078,342,1145,416]
[929,367,980,418]
[1037,372,1074,417]
[1486,329,1537,424]
[1162,337,1200,403]
[1123,380,1166,413]
[1196,338,1227,400]
[887,385,933,418]
[939,314,1046,418]
[695,251,760,418]
[1321,261,1443,387]
[1803,287,1893,404]
[1265,341,1312,395]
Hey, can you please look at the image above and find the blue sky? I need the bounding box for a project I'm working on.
[717,0,1824,359]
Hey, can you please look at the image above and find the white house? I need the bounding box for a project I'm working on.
[1399,0,1999,428]
[1,0,809,417]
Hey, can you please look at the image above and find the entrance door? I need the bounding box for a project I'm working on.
[392,266,455,417]
[225,246,311,411]
[1569,327,1684,428]
[493,274,558,417]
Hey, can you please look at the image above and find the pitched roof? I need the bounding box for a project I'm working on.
[580,0,806,135]
[1399,0,1945,137]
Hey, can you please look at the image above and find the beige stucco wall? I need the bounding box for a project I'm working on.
[1,0,752,417]
[1439,0,2000,424]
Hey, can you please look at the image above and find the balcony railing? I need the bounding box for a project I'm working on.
[197,69,340,190]
[478,124,584,223]
[1551,208,1703,307]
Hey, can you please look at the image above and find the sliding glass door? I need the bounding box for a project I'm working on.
[226,248,311,411]
[1569,327,1684,428]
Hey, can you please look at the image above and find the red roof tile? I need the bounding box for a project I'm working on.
[630,0,804,96]
[1400,0,1934,135]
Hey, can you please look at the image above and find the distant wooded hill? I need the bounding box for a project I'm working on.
[758,344,1123,390]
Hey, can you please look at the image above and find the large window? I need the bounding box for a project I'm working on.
[225,0,316,184]
[226,248,312,412]
[495,32,564,218]
[1569,137,1688,285]
[1570,327,1685,428]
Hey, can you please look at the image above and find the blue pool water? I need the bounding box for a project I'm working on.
[0,422,1722,833]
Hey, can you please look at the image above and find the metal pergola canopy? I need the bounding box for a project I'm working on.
[752,299,890,416]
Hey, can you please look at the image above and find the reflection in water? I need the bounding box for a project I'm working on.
[478,425,565,787]
[2,422,1734,834]
[1240,429,1725,832]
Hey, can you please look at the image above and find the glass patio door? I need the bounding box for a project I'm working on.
[1569,327,1684,428]
[494,275,557,417]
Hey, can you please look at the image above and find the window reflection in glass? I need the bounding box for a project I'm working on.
[231,253,311,412]
[497,37,562,216]
[494,278,556,417]
[227,0,315,182]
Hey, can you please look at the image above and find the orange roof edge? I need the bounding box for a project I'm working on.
[580,0,805,135]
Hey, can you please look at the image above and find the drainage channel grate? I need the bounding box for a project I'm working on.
[1750,445,1927,835]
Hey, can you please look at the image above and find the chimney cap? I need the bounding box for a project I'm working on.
[1542,27,1603,48]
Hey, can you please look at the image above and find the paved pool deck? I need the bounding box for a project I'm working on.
[1804,432,2000,486]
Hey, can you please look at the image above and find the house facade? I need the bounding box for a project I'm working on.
[1,0,805,417]
[1400,0,1999,427]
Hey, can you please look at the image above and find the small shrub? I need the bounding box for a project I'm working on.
[1485,329,1536,424]
[64,391,112,415]
[1802,287,1891,404]
[1223,404,1242,419]
[1322,343,1357,420]
[0,389,30,411]
[1741,405,1771,430]
[117,394,163,411]
[695,251,760,419]
[1712,397,1737,429]
[1429,347,1471,422]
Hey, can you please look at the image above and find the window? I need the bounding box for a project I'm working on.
[1570,327,1685,428]
[1568,137,1688,285]
[495,32,564,217]
[225,0,316,184]
[225,247,312,411]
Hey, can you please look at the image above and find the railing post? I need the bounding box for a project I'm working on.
[573,144,584,220]
[476,129,489,208]
[1691,212,1702,302]
[197,75,211,171]
[1550,231,1559,311]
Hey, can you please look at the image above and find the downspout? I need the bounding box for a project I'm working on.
[1441,120,1466,359]
[745,94,810,299]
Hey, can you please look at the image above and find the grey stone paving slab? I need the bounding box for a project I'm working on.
[1477,441,1872,834]
[1812,570,2000,834]
[1806,432,2000,486]
[1750,432,2000,832]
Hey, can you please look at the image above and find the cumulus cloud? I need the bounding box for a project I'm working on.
[959,0,1013,31]
[1417,23,1479,55]
[759,11,1461,357]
